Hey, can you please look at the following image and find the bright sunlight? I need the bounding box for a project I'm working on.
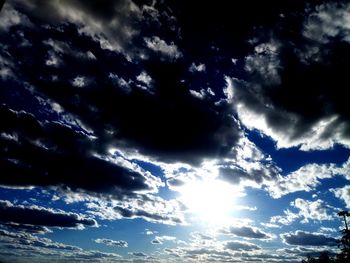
[178,179,240,226]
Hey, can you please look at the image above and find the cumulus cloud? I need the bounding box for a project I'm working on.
[229,2,350,151]
[220,225,271,239]
[0,1,30,31]
[0,228,81,251]
[0,228,123,262]
[130,252,147,257]
[0,200,96,229]
[270,209,300,225]
[85,194,185,225]
[281,231,338,246]
[189,62,206,73]
[267,163,337,198]
[7,0,169,60]
[331,185,350,209]
[0,10,242,166]
[94,238,128,248]
[303,2,350,45]
[151,235,176,245]
[225,240,261,251]
[144,36,182,60]
[0,106,165,197]
[217,135,280,187]
[292,198,334,223]
[270,198,334,226]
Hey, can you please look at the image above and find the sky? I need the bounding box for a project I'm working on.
[0,0,350,262]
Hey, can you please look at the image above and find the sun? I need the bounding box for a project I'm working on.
[178,179,239,225]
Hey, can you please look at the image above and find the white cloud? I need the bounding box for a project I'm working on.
[189,62,206,73]
[303,3,350,45]
[245,40,281,86]
[136,71,152,86]
[189,88,214,100]
[0,2,31,31]
[9,0,168,61]
[292,198,334,223]
[270,198,334,225]
[94,238,128,248]
[270,209,300,225]
[267,158,350,198]
[223,76,234,102]
[144,36,182,59]
[72,76,87,87]
[86,194,185,225]
[331,185,350,209]
[151,235,176,245]
[108,73,132,93]
[267,163,336,198]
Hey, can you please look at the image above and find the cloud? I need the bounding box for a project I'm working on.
[291,198,334,223]
[8,0,168,60]
[94,238,128,248]
[303,2,350,45]
[220,225,271,239]
[0,228,81,252]
[331,185,350,209]
[85,194,185,225]
[130,252,147,257]
[0,228,123,262]
[217,135,280,187]
[270,209,300,225]
[0,106,163,197]
[267,163,338,198]
[1,223,51,235]
[225,240,261,251]
[267,157,350,198]
[281,231,338,246]
[0,1,31,31]
[136,71,153,87]
[0,6,242,166]
[151,235,176,245]
[270,198,334,226]
[144,36,182,60]
[229,3,350,151]
[189,63,206,73]
[0,200,96,229]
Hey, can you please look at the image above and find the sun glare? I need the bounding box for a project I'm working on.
[179,179,239,225]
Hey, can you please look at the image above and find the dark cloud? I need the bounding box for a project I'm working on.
[0,227,124,262]
[218,162,280,185]
[220,225,271,239]
[151,239,161,244]
[230,1,350,150]
[169,1,318,60]
[0,200,96,228]
[0,0,241,169]
[2,223,51,234]
[225,241,261,251]
[8,0,166,60]
[281,231,338,246]
[0,105,161,196]
[114,204,183,225]
[131,252,147,257]
[0,229,81,251]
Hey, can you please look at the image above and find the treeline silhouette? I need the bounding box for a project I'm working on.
[301,211,350,263]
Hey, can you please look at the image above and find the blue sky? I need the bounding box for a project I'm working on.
[1,0,350,262]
